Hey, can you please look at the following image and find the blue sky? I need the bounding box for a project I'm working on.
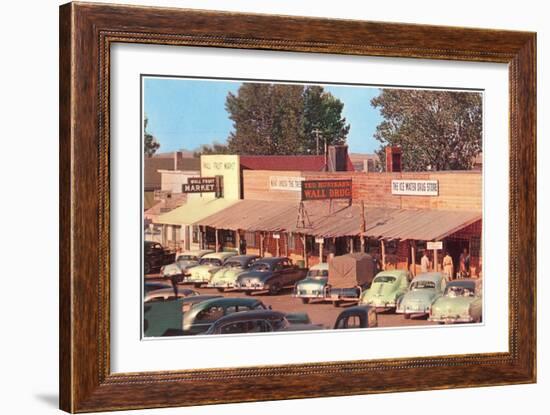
[143,77,383,154]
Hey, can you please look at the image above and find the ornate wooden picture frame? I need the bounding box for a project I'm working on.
[59,2,536,412]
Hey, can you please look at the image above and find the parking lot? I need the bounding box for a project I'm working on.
[146,274,437,330]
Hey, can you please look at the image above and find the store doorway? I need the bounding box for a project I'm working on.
[445,238,470,278]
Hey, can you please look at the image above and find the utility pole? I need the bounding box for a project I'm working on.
[360,200,366,253]
[312,128,321,155]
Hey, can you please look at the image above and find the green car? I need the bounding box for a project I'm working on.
[294,263,329,304]
[428,279,482,324]
[183,251,237,287]
[206,255,259,291]
[359,269,411,310]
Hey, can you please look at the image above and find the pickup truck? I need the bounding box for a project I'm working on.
[144,241,175,274]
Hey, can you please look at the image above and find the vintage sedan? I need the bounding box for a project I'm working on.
[396,272,447,319]
[359,269,411,309]
[333,305,378,329]
[182,297,270,335]
[234,257,308,295]
[183,251,238,287]
[144,287,199,303]
[293,263,329,304]
[204,310,323,335]
[206,255,259,291]
[429,279,482,324]
[160,249,214,278]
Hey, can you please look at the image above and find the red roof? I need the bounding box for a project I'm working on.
[239,155,354,172]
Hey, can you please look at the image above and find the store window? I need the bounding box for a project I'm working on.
[192,225,200,244]
[245,232,256,248]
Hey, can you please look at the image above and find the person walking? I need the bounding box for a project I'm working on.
[420,250,431,273]
[443,251,454,280]
[459,248,471,278]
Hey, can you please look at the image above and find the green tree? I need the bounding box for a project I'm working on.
[193,141,230,157]
[302,86,350,154]
[371,89,482,171]
[143,116,160,157]
[224,83,349,155]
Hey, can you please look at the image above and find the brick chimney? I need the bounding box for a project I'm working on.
[327,145,349,172]
[385,146,402,172]
[174,151,183,170]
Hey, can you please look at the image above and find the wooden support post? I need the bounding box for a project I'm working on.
[234,230,239,251]
[215,229,219,252]
[360,200,366,253]
[433,248,438,272]
[285,233,289,257]
[260,233,265,257]
[381,239,386,270]
[302,234,308,268]
[276,236,280,257]
[349,237,354,253]
[410,241,416,276]
[319,239,324,262]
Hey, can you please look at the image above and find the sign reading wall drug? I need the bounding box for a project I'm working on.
[301,179,352,201]
[391,180,439,196]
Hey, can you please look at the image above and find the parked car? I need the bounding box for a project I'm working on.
[144,241,175,274]
[428,279,483,324]
[204,310,323,335]
[206,255,260,291]
[144,287,199,303]
[143,294,222,337]
[359,269,411,310]
[234,257,308,295]
[183,251,238,287]
[396,272,447,319]
[327,253,378,306]
[293,263,329,304]
[144,280,172,294]
[160,249,214,278]
[333,305,378,329]
[182,297,270,335]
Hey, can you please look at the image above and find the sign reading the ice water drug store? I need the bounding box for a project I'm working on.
[301,179,352,201]
[391,180,439,196]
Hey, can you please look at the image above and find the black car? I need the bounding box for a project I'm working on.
[333,305,378,329]
[234,257,308,295]
[144,241,175,274]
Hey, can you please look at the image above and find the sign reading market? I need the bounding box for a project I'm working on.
[391,179,439,196]
[301,179,352,201]
[182,177,218,193]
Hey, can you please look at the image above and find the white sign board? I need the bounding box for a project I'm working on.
[269,176,304,191]
[391,179,439,196]
[427,241,443,250]
[273,233,280,239]
[315,237,324,244]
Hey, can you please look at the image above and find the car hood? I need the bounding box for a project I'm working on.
[402,289,438,305]
[189,264,222,275]
[236,270,273,282]
[177,260,199,270]
[431,296,474,314]
[211,267,246,281]
[363,282,398,300]
[296,278,327,288]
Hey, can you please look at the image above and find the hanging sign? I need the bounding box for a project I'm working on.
[301,179,352,201]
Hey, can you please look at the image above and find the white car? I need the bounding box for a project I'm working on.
[161,249,214,277]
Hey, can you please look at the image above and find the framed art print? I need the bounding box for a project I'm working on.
[59,2,536,412]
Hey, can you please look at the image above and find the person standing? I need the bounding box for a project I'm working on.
[443,251,454,280]
[239,236,247,255]
[420,250,431,273]
[459,248,471,278]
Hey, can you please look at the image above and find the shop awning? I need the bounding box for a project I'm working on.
[193,199,481,241]
[155,197,238,226]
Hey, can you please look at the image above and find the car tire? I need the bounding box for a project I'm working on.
[333,301,341,307]
[245,290,253,296]
[404,313,411,319]
[268,283,281,295]
[301,298,310,304]
[216,288,225,293]
[194,283,202,289]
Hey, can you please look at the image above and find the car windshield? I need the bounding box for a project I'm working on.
[445,285,475,297]
[307,269,328,278]
[177,255,197,261]
[411,280,436,290]
[373,275,396,284]
[199,258,222,266]
[224,261,244,268]
[251,262,272,271]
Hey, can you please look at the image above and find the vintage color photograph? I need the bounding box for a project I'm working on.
[142,76,483,337]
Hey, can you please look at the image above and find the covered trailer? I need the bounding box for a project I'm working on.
[326,253,377,306]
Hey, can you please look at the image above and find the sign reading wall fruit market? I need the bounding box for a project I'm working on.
[269,176,304,191]
[391,179,439,196]
[182,177,221,194]
[301,179,353,201]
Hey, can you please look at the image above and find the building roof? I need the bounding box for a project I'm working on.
[239,155,355,172]
[144,193,187,218]
[155,198,238,225]
[193,199,481,240]
[144,156,200,190]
